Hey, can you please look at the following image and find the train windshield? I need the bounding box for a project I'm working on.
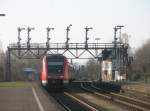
[47,57,64,74]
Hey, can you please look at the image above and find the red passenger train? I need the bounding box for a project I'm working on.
[41,54,70,88]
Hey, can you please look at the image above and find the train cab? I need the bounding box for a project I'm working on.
[41,54,69,88]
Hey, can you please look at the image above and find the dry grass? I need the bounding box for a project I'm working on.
[0,81,29,88]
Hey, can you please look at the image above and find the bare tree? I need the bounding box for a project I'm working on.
[85,59,99,80]
[131,39,150,80]
[0,41,5,81]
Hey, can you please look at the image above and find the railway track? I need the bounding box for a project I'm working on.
[93,82,150,102]
[82,82,150,111]
[68,82,126,111]
[41,82,150,111]
[123,87,150,102]
[50,92,98,111]
[42,85,98,111]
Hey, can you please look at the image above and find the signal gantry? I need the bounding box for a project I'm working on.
[6,25,129,81]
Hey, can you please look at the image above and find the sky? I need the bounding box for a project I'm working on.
[0,0,150,52]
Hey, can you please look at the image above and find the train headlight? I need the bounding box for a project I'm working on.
[42,80,47,86]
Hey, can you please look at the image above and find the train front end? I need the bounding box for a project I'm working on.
[41,54,69,88]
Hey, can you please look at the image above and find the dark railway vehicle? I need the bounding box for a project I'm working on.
[41,54,70,88]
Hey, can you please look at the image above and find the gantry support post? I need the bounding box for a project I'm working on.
[98,57,103,81]
[113,26,119,58]
[112,26,119,80]
[117,25,124,43]
[123,45,128,80]
[6,48,11,81]
[116,25,124,77]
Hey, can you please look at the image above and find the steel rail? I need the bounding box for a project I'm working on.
[40,86,70,111]
[88,83,150,111]
[64,92,99,111]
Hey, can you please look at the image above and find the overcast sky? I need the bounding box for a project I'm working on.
[0,0,150,51]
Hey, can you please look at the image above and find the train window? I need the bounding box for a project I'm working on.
[48,62,64,66]
[47,57,64,74]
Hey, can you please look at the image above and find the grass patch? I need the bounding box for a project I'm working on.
[0,81,29,88]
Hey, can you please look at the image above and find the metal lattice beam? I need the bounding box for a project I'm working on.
[8,42,126,59]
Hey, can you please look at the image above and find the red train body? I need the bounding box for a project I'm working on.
[41,54,69,88]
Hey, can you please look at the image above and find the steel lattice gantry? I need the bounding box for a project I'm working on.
[5,26,129,81]
[6,42,128,81]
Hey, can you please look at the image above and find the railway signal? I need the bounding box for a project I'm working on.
[66,24,72,49]
[17,27,25,56]
[46,26,54,49]
[85,26,92,50]
[17,27,25,44]
[27,27,34,49]
[117,25,124,43]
